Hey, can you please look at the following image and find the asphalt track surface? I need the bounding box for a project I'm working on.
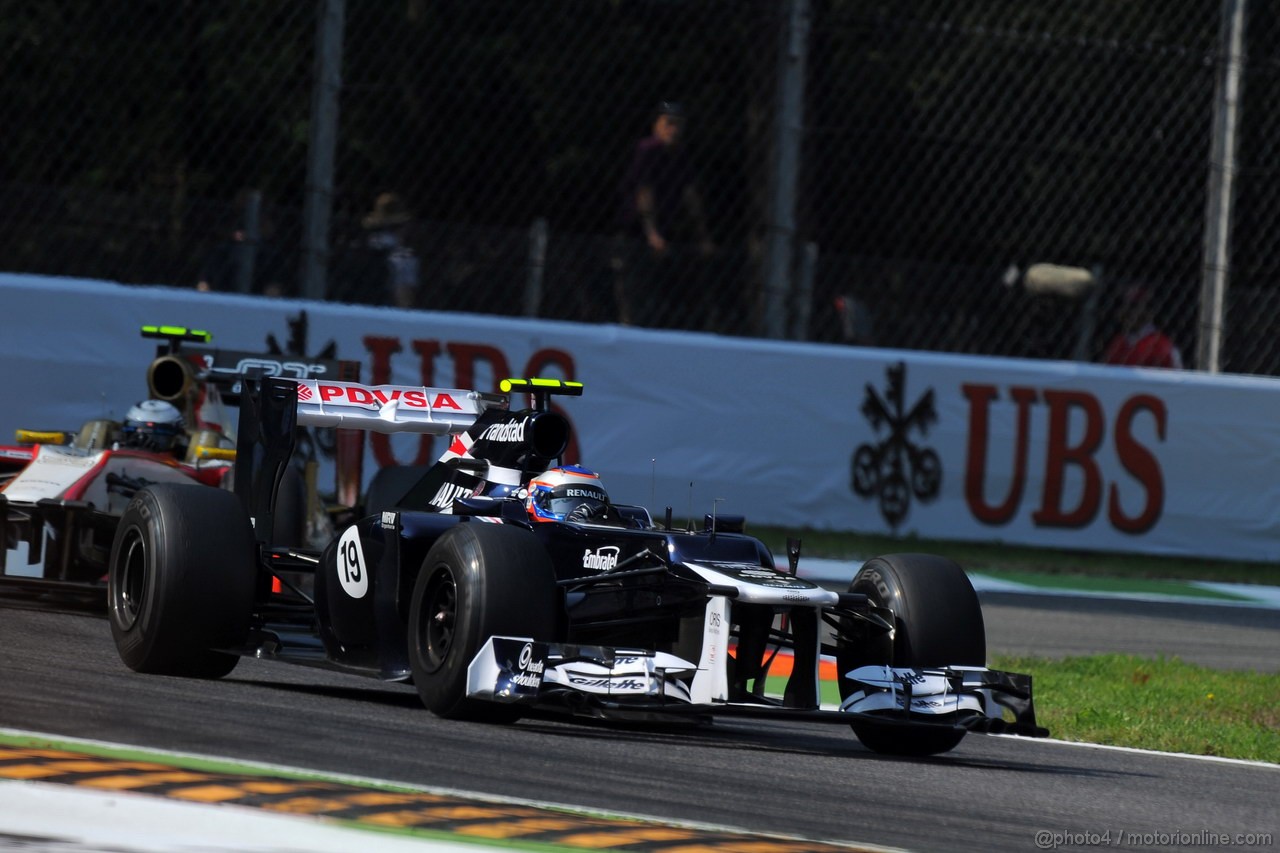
[982,592,1280,673]
[0,595,1276,853]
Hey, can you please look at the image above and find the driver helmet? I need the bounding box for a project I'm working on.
[526,465,609,522]
[120,400,185,453]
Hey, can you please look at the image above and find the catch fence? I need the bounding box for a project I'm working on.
[3,1,1278,374]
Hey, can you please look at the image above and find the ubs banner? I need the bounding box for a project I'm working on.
[4,274,1279,562]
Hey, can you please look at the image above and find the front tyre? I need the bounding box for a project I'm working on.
[108,484,256,678]
[408,523,557,722]
[838,553,986,756]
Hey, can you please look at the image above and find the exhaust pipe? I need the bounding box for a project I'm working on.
[146,355,198,403]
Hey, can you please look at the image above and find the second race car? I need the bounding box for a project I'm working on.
[0,324,357,601]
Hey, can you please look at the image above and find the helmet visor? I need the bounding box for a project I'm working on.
[121,422,182,451]
[537,484,608,520]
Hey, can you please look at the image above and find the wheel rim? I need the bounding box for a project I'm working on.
[113,525,148,631]
[419,567,457,673]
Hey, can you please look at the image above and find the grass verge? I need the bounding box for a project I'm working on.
[792,654,1277,763]
[988,654,1279,763]
[750,528,1279,761]
[753,526,1280,586]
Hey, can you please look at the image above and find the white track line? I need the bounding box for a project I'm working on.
[0,780,474,853]
[795,557,1280,609]
[994,734,1280,770]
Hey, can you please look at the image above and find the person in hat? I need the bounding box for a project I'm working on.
[611,101,715,328]
[362,192,413,232]
[330,192,421,308]
[1102,285,1183,369]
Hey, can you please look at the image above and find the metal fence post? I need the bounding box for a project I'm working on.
[1070,264,1105,362]
[300,0,345,302]
[791,241,818,341]
[233,189,262,294]
[1198,0,1247,373]
[762,0,810,339]
[524,218,548,317]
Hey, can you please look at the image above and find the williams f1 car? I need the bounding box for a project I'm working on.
[0,325,357,600]
[107,375,1047,756]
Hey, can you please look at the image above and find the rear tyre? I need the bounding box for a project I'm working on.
[108,484,256,678]
[408,523,556,722]
[838,553,986,756]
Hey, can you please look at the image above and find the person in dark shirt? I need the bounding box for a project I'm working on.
[612,101,713,328]
[328,192,422,308]
[196,189,293,297]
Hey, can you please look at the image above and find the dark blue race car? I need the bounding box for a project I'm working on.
[107,375,1046,756]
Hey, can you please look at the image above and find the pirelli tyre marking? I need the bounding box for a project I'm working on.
[0,741,879,852]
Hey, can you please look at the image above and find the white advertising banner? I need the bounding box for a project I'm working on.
[3,273,1279,562]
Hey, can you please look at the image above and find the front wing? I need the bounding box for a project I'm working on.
[465,636,1048,737]
[0,497,113,594]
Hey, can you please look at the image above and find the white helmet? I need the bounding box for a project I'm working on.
[526,465,609,522]
[121,400,185,452]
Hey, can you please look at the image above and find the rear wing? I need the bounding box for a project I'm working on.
[293,379,506,434]
[236,376,580,543]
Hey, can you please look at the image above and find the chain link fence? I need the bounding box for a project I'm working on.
[3,1,1278,374]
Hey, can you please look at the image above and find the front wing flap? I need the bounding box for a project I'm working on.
[466,639,1047,737]
[466,637,697,708]
[839,665,1048,737]
[0,496,110,588]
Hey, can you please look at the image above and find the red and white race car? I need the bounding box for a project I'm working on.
[0,324,357,601]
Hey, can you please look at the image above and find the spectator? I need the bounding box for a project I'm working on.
[331,192,422,308]
[834,293,877,346]
[1102,285,1183,368]
[611,101,714,328]
[196,189,292,297]
[360,192,422,309]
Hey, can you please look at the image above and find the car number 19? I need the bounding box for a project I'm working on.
[337,525,369,599]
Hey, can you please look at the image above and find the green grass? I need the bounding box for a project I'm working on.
[753,526,1280,586]
[750,528,1280,761]
[990,654,1280,763]
[795,654,1278,763]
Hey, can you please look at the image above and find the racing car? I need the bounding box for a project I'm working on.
[0,324,357,601]
[106,375,1047,756]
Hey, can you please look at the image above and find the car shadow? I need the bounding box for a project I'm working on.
[513,710,1147,779]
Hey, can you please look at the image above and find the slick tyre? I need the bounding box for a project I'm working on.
[408,523,556,722]
[838,553,986,756]
[108,484,256,678]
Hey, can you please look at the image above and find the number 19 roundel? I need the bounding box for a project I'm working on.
[336,525,369,599]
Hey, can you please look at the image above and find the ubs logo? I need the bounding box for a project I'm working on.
[851,362,941,527]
